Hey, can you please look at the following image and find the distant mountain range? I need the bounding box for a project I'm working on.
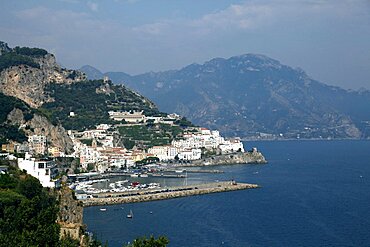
[81,54,370,140]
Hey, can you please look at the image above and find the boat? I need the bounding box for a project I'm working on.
[100,208,107,212]
[127,210,133,219]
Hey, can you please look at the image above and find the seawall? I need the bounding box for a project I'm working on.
[82,181,259,207]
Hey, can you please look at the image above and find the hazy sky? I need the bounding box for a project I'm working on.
[1,0,369,90]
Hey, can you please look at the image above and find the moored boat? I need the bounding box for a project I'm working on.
[127,210,133,218]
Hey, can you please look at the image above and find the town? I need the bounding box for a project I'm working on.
[1,109,247,190]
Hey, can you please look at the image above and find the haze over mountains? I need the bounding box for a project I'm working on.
[81,54,370,140]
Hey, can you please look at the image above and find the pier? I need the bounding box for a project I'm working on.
[165,169,224,174]
[81,181,259,207]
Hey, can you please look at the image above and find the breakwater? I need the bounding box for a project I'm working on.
[81,181,259,207]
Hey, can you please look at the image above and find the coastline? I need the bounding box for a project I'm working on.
[172,150,267,167]
[81,181,259,207]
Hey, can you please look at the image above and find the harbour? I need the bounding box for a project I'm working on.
[81,181,259,207]
[84,140,370,247]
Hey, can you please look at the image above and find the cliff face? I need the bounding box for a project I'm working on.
[0,53,86,108]
[0,42,163,152]
[58,187,84,241]
[6,108,74,154]
[27,114,74,153]
[0,42,85,153]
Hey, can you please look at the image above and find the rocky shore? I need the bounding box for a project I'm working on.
[175,149,267,167]
[82,181,259,207]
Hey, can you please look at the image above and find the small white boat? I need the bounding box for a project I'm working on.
[100,208,107,212]
[127,210,133,218]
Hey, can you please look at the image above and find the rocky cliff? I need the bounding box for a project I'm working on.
[58,187,84,243]
[0,41,163,153]
[178,149,267,167]
[0,42,86,108]
[6,108,74,153]
[0,42,85,152]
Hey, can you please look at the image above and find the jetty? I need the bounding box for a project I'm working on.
[81,181,259,207]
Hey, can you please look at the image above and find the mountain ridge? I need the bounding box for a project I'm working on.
[80,54,370,139]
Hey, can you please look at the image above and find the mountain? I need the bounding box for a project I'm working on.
[84,54,370,139]
[79,65,103,80]
[0,41,163,152]
[79,65,132,86]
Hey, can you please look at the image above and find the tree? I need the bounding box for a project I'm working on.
[0,172,60,247]
[124,235,169,247]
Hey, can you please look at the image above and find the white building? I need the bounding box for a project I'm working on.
[148,146,179,161]
[28,135,47,154]
[108,110,146,123]
[18,154,59,187]
[100,135,114,147]
[79,145,100,168]
[177,149,202,161]
[82,129,106,139]
[96,124,111,130]
[200,127,211,135]
[219,139,245,153]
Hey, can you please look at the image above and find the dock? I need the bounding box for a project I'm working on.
[165,169,224,174]
[81,181,259,207]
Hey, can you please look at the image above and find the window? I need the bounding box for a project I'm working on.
[38,163,44,169]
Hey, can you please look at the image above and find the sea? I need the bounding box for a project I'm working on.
[83,140,370,247]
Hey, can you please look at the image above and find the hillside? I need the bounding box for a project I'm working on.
[40,79,162,131]
[0,165,60,246]
[0,41,164,152]
[81,55,370,139]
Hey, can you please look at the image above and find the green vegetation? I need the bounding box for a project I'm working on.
[80,138,93,146]
[174,117,194,128]
[0,93,32,145]
[124,235,169,247]
[14,46,48,57]
[41,80,162,131]
[0,125,27,146]
[118,123,183,149]
[201,147,218,158]
[135,156,159,165]
[0,164,104,247]
[0,52,40,72]
[0,93,31,123]
[0,166,60,246]
[66,70,79,80]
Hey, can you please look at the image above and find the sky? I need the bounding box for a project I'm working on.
[1,0,370,90]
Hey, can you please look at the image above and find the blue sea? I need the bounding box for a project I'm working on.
[83,140,370,247]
